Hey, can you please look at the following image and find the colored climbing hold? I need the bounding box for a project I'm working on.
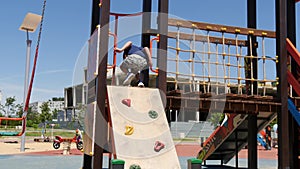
[122,99,131,107]
[148,110,158,119]
[129,164,141,169]
[154,141,165,152]
[125,125,134,135]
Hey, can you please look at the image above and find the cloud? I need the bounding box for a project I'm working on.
[0,69,71,81]
[36,69,71,76]
[0,82,63,104]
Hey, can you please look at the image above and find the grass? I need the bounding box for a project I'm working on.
[0,128,77,138]
[25,131,76,138]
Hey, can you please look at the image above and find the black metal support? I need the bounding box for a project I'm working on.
[91,0,100,34]
[157,0,169,96]
[94,0,111,169]
[83,152,93,169]
[246,0,258,96]
[82,1,102,168]
[287,0,298,168]
[247,1,258,169]
[247,115,257,169]
[140,0,152,87]
[276,0,290,168]
[235,130,238,169]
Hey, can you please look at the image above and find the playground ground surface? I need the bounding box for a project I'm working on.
[0,137,278,169]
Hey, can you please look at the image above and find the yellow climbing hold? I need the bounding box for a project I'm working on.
[125,125,134,135]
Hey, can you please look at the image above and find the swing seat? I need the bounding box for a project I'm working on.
[0,131,19,136]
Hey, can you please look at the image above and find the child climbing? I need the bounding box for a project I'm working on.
[114,41,153,87]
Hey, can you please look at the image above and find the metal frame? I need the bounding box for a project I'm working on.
[86,0,299,168]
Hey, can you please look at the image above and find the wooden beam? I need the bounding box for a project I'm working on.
[167,32,250,47]
[166,96,280,113]
[168,18,276,38]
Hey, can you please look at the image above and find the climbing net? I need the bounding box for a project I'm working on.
[162,18,277,96]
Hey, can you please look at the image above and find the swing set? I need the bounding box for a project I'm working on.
[0,0,47,137]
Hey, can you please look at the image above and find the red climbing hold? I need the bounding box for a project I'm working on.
[154,141,165,152]
[122,99,131,107]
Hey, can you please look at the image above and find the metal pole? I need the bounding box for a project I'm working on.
[157,0,169,95]
[247,1,258,168]
[287,0,298,168]
[207,31,211,93]
[141,0,152,87]
[276,0,290,168]
[21,30,31,152]
[94,0,111,168]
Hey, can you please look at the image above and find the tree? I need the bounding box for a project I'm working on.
[52,108,58,119]
[207,112,225,129]
[52,97,64,101]
[2,96,16,117]
[16,103,24,118]
[40,102,52,133]
[0,97,17,127]
[26,107,41,128]
[0,103,4,117]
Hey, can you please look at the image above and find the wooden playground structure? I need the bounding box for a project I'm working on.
[79,0,300,169]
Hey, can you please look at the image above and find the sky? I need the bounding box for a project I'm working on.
[0,0,299,104]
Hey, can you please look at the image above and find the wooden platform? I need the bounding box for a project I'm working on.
[166,90,280,113]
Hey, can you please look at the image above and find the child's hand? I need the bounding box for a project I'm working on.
[114,47,123,53]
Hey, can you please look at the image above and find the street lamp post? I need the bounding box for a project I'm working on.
[19,13,41,152]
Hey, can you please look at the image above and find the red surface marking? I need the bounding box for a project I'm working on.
[175,144,202,157]
[175,144,277,160]
[238,146,278,160]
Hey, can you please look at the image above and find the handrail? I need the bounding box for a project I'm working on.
[109,12,143,17]
[107,32,118,69]
[287,70,300,96]
[286,38,300,66]
[286,38,300,97]
[150,35,160,73]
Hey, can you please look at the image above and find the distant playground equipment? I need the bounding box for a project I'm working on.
[52,130,83,151]
[33,126,50,142]
[257,131,271,150]
[34,136,50,142]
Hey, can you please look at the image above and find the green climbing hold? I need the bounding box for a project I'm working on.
[148,110,158,119]
[129,164,141,169]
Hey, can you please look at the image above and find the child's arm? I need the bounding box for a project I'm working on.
[114,41,132,53]
[143,47,153,67]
